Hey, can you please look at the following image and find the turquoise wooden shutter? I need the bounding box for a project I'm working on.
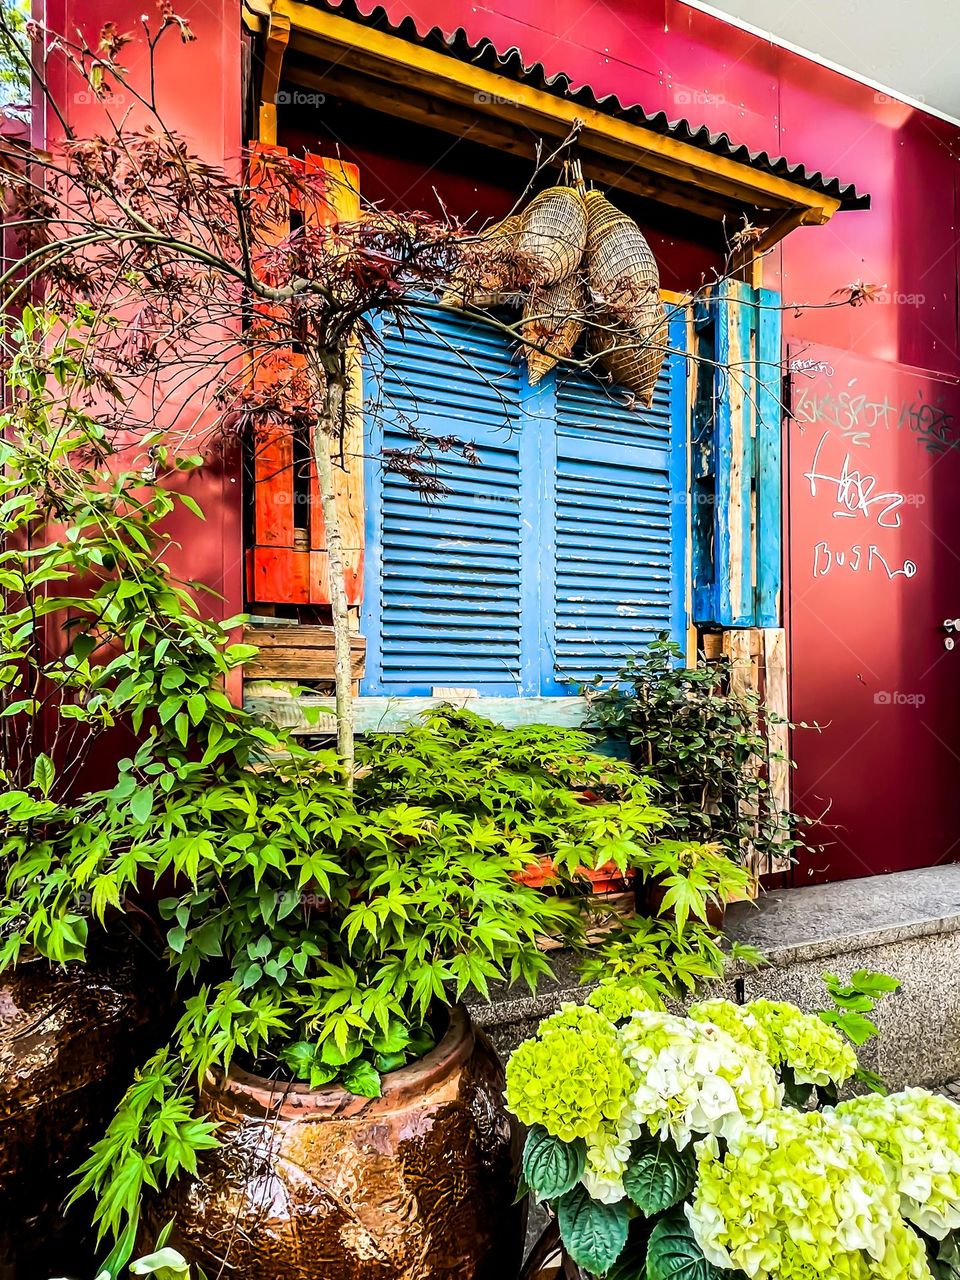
[541,315,688,692]
[691,281,783,627]
[362,308,537,695]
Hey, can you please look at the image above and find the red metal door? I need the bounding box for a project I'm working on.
[787,344,960,882]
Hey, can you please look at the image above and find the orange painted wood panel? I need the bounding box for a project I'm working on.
[246,145,364,608]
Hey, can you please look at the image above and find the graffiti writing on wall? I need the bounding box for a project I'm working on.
[804,432,906,528]
[794,383,957,454]
[811,543,918,580]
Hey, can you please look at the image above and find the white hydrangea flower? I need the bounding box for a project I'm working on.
[618,1011,783,1149]
[581,1130,632,1204]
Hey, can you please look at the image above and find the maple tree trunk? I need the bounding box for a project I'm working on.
[312,407,355,780]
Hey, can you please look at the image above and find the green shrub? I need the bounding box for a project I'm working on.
[586,636,808,868]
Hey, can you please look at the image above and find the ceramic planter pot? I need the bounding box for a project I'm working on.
[0,942,165,1274]
[149,1005,524,1280]
[512,857,636,949]
[512,855,630,895]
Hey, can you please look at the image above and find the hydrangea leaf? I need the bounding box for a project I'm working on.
[558,1183,629,1275]
[522,1125,587,1202]
[646,1211,720,1280]
[934,1231,960,1280]
[624,1137,695,1216]
[606,1235,649,1280]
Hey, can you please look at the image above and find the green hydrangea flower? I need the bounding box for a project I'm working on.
[619,1010,782,1148]
[836,1089,960,1240]
[587,979,664,1023]
[688,998,773,1058]
[864,1217,935,1280]
[748,999,858,1087]
[687,1109,919,1280]
[504,1003,633,1143]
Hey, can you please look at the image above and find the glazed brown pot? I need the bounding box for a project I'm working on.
[0,943,166,1275]
[148,1006,525,1280]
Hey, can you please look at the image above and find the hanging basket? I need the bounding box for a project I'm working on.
[442,214,530,308]
[522,271,586,386]
[589,300,669,407]
[585,189,661,324]
[517,185,588,286]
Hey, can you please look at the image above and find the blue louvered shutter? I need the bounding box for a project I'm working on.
[540,316,688,692]
[362,307,536,695]
[363,307,688,697]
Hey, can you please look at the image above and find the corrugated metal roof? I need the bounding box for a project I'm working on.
[303,0,870,211]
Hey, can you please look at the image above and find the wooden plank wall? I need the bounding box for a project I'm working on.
[242,625,365,680]
[707,627,792,877]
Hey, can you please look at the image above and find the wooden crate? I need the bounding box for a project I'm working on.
[241,625,366,681]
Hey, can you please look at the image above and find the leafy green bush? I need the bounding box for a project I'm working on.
[586,636,808,868]
[508,981,950,1280]
[355,708,667,878]
[0,308,752,1262]
[0,306,264,812]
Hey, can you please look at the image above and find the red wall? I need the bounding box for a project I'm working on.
[338,0,960,369]
[38,0,246,626]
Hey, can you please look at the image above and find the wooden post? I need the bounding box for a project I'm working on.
[716,625,792,879]
[722,628,761,885]
[762,627,792,874]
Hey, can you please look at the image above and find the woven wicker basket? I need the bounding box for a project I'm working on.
[522,272,586,386]
[442,214,529,308]
[585,189,660,323]
[518,186,588,286]
[590,299,668,407]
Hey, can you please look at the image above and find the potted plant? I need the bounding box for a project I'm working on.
[586,637,809,876]
[0,319,677,1276]
[504,975,960,1280]
[0,310,761,1279]
[1,705,697,1280]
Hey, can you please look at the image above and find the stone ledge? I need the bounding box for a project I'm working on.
[470,864,960,1085]
[724,864,960,968]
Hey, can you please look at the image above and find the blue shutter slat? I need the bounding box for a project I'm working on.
[542,317,688,692]
[363,307,529,695]
[691,282,782,627]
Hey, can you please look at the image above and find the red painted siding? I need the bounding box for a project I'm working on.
[37,0,246,631]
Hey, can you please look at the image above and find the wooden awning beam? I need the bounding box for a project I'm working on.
[257,9,291,144]
[244,0,842,239]
[284,56,743,227]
